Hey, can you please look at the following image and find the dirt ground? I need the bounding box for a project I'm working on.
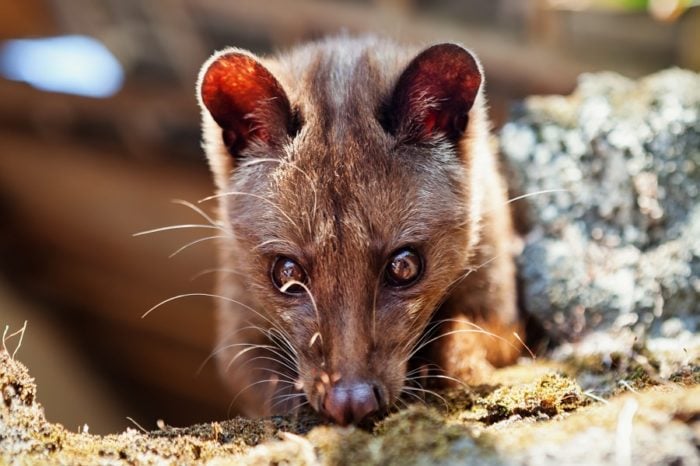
[1,334,697,465]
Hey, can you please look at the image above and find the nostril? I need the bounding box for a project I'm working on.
[372,383,384,409]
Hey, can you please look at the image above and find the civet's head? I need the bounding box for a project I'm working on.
[197,38,487,425]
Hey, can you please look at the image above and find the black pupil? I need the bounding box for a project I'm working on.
[274,258,305,293]
[387,250,420,286]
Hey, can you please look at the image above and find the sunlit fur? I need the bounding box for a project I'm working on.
[196,36,524,418]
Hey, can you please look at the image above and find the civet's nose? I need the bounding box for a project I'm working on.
[321,381,382,425]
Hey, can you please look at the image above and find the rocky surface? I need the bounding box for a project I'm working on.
[1,345,698,465]
[502,69,700,342]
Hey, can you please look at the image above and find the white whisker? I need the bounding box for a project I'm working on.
[398,388,426,406]
[405,373,468,389]
[280,280,324,364]
[513,331,536,359]
[190,268,242,281]
[239,158,318,231]
[504,188,569,206]
[228,377,297,416]
[404,321,521,364]
[199,191,302,237]
[245,355,300,378]
[197,340,281,375]
[403,387,448,406]
[252,238,298,252]
[142,294,292,345]
[168,235,228,258]
[400,386,448,409]
[133,224,222,237]
[171,198,220,227]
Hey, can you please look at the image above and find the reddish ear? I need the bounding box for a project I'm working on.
[199,52,292,156]
[388,44,482,143]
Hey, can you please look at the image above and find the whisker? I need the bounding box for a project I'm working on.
[392,395,410,410]
[405,324,521,364]
[197,339,281,375]
[280,399,310,416]
[168,235,228,258]
[448,252,504,291]
[280,280,325,364]
[400,316,452,357]
[398,315,484,365]
[404,363,443,377]
[271,392,306,403]
[256,338,299,368]
[189,267,242,281]
[227,377,298,417]
[307,332,321,350]
[224,345,267,372]
[406,328,494,361]
[267,327,300,359]
[398,389,425,406]
[405,373,468,389]
[239,158,318,230]
[504,188,569,206]
[252,238,298,252]
[143,295,299,373]
[268,393,307,413]
[226,345,298,384]
[513,331,536,359]
[133,224,222,237]
[215,324,300,367]
[252,368,300,390]
[170,198,220,227]
[216,331,300,377]
[142,293,292,345]
[245,355,300,378]
[476,189,571,219]
[199,191,302,237]
[216,324,300,372]
[400,386,448,409]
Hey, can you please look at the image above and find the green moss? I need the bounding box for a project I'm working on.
[476,374,586,423]
[309,426,376,466]
[561,346,676,397]
[669,365,700,385]
[2,344,699,465]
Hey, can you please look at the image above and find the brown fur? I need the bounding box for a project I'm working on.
[196,36,522,419]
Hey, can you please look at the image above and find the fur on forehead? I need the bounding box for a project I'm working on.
[197,38,487,194]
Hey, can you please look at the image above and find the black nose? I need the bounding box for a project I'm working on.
[321,381,382,425]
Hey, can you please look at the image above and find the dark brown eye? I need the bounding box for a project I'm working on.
[385,248,423,287]
[271,256,307,294]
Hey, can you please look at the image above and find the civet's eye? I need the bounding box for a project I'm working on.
[271,256,307,294]
[385,248,423,287]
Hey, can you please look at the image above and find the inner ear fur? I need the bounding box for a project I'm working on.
[387,43,483,144]
[197,49,293,187]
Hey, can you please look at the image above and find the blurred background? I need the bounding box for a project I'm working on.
[0,0,698,434]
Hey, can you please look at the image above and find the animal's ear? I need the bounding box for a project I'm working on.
[197,50,293,158]
[386,43,482,144]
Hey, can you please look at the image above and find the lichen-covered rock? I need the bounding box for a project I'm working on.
[502,69,700,341]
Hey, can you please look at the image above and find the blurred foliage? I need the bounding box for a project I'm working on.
[551,0,698,21]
